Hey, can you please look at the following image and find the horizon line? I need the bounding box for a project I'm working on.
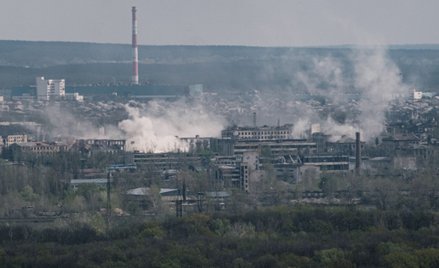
[2,39,439,50]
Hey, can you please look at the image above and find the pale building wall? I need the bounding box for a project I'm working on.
[36,77,66,100]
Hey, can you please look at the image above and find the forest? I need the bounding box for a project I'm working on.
[0,206,438,267]
[1,40,439,91]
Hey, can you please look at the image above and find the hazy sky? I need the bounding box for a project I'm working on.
[1,0,438,46]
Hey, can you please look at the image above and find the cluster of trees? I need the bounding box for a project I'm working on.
[0,206,438,267]
[0,150,126,218]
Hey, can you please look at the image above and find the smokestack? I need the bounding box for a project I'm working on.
[355,132,361,174]
[253,112,257,127]
[131,6,139,85]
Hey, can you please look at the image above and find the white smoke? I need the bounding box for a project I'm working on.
[296,56,348,101]
[292,118,311,138]
[321,118,358,142]
[291,47,409,141]
[118,98,225,153]
[354,48,408,140]
[39,98,225,153]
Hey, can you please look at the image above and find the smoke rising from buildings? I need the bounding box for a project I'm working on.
[118,99,226,152]
[289,47,409,141]
[36,94,226,153]
[353,48,408,140]
[42,104,123,140]
[40,98,225,153]
[38,46,409,151]
[296,56,349,102]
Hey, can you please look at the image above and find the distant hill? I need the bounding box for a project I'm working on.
[0,40,129,67]
[0,40,346,67]
[0,40,439,92]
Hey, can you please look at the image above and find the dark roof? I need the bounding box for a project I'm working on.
[382,133,419,142]
[66,84,187,96]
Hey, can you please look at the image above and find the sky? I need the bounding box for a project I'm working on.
[1,0,438,47]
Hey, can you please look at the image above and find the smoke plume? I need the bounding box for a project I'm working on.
[290,47,409,141]
[41,103,123,140]
[354,48,408,140]
[118,98,225,152]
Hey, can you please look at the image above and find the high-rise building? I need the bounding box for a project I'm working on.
[36,76,65,100]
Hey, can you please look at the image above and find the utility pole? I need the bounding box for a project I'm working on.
[197,192,204,212]
[176,175,185,217]
[106,169,112,231]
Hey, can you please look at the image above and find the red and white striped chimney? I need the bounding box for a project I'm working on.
[131,6,139,85]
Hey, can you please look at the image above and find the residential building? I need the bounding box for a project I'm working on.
[5,134,28,146]
[36,76,65,101]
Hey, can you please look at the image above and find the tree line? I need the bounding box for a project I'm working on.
[0,206,438,267]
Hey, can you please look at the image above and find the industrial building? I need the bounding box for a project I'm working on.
[221,124,294,140]
[302,155,350,172]
[180,135,211,153]
[326,136,365,156]
[9,142,67,154]
[73,139,126,154]
[130,152,203,176]
[199,124,354,192]
[210,152,261,192]
[232,139,317,156]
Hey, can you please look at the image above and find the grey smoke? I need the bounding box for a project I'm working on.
[41,103,124,141]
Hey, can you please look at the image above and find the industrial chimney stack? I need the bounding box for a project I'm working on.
[355,132,361,174]
[131,6,139,85]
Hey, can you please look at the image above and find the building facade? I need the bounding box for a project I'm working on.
[36,76,65,101]
[5,134,28,146]
[221,124,294,141]
[12,142,67,154]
